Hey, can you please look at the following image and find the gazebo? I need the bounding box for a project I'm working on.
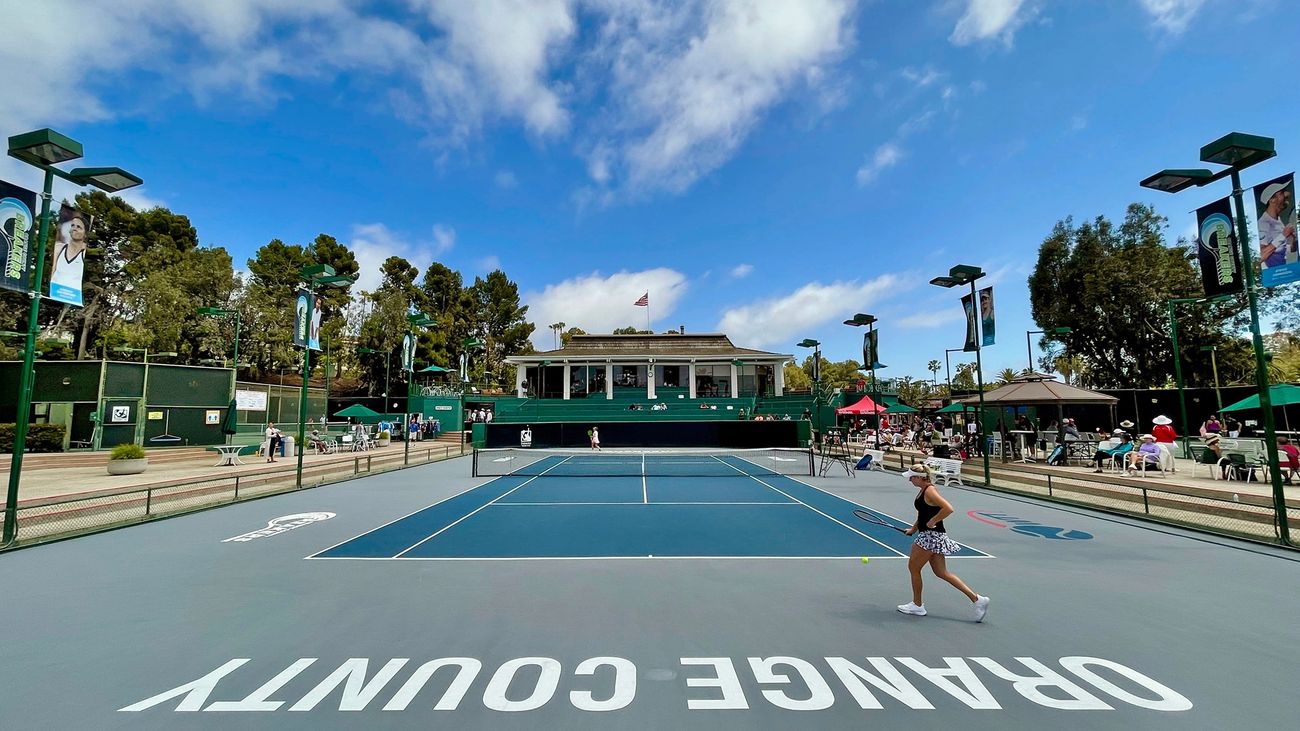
[960,372,1119,442]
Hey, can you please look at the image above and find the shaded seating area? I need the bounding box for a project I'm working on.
[960,373,1119,465]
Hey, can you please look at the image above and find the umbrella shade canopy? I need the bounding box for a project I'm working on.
[935,402,970,414]
[837,394,884,415]
[333,404,382,419]
[1221,384,1300,411]
[220,399,239,435]
[419,364,450,373]
[884,402,918,414]
[959,376,1117,406]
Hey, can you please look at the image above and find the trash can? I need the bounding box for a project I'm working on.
[281,436,294,457]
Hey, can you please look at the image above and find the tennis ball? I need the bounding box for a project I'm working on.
[861,556,870,564]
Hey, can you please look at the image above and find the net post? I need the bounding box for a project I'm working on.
[472,449,478,477]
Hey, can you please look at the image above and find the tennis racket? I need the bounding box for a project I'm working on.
[853,509,908,533]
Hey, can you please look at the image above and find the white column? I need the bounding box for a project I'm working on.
[729,362,739,398]
[605,364,614,400]
[515,364,526,398]
[688,363,697,399]
[774,361,785,397]
[647,362,656,400]
[562,364,571,400]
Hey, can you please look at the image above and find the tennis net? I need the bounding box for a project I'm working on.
[472,447,814,478]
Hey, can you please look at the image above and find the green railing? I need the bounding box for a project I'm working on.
[3,441,468,550]
[864,450,1299,549]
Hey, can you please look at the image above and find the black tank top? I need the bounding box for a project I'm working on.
[914,486,946,533]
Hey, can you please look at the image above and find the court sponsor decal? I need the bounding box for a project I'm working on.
[222,512,336,543]
[120,654,1190,714]
[968,510,1093,540]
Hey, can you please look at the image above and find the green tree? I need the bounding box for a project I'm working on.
[1028,203,1246,389]
[560,326,587,347]
[783,362,811,391]
[468,270,535,386]
[952,362,979,391]
[996,367,1018,385]
[612,326,653,335]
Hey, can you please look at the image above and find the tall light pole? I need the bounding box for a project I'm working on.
[1026,327,1071,373]
[796,339,822,435]
[843,313,883,449]
[1142,132,1289,546]
[3,129,142,545]
[403,312,435,465]
[296,265,355,488]
[931,265,989,485]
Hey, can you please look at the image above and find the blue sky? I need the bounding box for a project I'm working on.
[3,0,1296,381]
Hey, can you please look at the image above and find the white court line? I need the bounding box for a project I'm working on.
[306,465,509,559]
[490,501,802,506]
[772,468,996,559]
[392,456,574,558]
[713,456,908,558]
[641,452,648,504]
[307,555,911,562]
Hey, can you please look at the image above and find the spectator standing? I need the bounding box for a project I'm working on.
[1151,415,1177,444]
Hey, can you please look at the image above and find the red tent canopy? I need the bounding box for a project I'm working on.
[836,395,883,415]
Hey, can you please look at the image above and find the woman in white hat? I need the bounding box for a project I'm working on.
[1124,434,1162,475]
[896,463,990,622]
[1151,415,1176,444]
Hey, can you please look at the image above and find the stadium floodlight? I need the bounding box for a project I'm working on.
[1199,132,1275,168]
[1139,169,1215,194]
[7,128,82,167]
[66,166,142,193]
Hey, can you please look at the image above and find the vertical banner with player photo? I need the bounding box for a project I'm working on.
[961,292,979,352]
[293,290,311,349]
[979,286,996,347]
[1195,196,1244,297]
[402,333,415,372]
[48,204,91,306]
[0,180,37,294]
[1253,173,1299,288]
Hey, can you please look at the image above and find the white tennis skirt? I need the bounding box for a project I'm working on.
[914,530,962,555]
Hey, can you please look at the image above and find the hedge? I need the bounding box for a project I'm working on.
[0,424,68,452]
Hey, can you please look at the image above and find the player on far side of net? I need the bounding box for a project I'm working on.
[896,463,990,622]
[588,426,601,451]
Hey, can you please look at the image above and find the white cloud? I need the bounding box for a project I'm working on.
[900,66,941,88]
[494,170,518,189]
[717,275,902,348]
[949,0,1036,47]
[856,143,903,186]
[346,223,433,294]
[588,0,857,195]
[897,308,967,329]
[1069,114,1088,132]
[730,263,754,279]
[475,255,502,272]
[432,224,456,254]
[1136,0,1207,34]
[523,268,688,346]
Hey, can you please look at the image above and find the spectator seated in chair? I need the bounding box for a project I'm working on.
[1091,430,1133,473]
[1123,434,1161,475]
[1277,436,1300,484]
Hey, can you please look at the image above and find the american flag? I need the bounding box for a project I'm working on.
[633,293,649,307]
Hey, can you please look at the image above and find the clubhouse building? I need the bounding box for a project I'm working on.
[506,333,794,400]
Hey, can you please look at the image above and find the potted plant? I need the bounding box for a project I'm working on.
[377,429,391,447]
[107,443,148,475]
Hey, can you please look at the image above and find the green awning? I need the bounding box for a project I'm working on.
[1221,384,1300,411]
[884,403,918,413]
[935,402,970,413]
[419,364,450,373]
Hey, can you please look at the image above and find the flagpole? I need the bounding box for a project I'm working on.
[646,292,651,331]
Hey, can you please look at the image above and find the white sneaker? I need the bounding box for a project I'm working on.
[896,602,927,616]
[973,595,990,622]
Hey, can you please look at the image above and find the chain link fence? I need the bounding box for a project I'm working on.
[9,442,467,548]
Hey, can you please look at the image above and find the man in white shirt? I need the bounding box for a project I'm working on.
[1258,182,1296,268]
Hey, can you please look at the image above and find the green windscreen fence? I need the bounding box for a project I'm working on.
[146,365,231,407]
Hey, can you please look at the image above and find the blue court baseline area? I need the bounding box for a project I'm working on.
[311,455,991,560]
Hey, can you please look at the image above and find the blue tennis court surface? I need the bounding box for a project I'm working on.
[311,454,991,560]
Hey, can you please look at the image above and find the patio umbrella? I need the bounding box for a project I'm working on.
[418,365,450,373]
[1220,384,1300,431]
[884,402,918,414]
[220,399,239,436]
[333,403,382,420]
[935,402,970,414]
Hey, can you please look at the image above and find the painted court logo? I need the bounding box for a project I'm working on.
[968,511,1092,540]
[222,512,336,543]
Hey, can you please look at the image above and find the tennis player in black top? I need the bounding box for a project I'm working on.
[896,464,989,621]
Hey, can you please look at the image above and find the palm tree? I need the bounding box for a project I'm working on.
[927,359,941,386]
[997,367,1018,385]
[549,322,565,349]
